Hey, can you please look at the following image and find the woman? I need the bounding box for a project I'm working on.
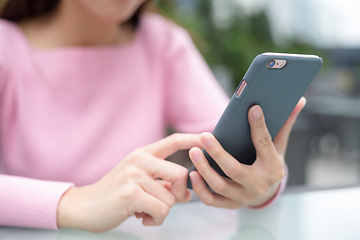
[0,0,305,233]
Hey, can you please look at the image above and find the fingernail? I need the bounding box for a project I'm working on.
[189,172,197,185]
[250,106,262,120]
[190,148,201,163]
[301,97,307,106]
[201,133,212,147]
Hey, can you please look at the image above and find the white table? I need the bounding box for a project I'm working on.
[1,187,360,240]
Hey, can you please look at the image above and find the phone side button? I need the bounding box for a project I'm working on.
[236,80,247,97]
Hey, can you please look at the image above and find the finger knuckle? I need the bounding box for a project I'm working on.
[129,185,142,197]
[228,167,243,180]
[158,205,170,219]
[202,195,215,206]
[169,133,182,147]
[128,151,145,164]
[256,134,272,147]
[126,167,143,180]
[254,181,270,197]
[177,167,189,181]
[121,184,141,202]
[168,196,176,207]
[210,147,222,159]
[211,181,226,194]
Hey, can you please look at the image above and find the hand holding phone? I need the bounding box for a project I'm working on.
[187,52,322,207]
[188,98,306,208]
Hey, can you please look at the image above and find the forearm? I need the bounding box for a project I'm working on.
[0,175,73,229]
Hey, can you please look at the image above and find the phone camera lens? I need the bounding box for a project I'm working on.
[268,60,276,68]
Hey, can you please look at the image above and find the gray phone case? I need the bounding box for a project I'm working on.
[187,53,323,189]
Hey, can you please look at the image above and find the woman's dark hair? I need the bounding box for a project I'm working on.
[0,0,149,27]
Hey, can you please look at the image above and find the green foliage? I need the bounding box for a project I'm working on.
[157,0,321,88]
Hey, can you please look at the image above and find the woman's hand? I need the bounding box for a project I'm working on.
[57,133,202,233]
[189,97,307,209]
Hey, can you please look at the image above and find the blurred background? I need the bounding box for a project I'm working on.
[158,0,360,189]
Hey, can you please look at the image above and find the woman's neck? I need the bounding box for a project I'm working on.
[18,0,135,49]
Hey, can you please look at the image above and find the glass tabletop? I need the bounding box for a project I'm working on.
[1,187,360,240]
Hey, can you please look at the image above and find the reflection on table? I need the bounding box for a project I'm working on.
[1,186,360,240]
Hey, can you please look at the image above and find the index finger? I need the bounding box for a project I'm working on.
[143,133,202,159]
[138,153,190,203]
[273,97,306,156]
[197,132,253,185]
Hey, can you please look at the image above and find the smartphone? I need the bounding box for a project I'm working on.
[187,52,323,189]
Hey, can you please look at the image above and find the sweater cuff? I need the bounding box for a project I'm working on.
[248,165,288,210]
[0,175,74,230]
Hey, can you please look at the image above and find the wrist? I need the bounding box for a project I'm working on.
[57,186,89,230]
[248,164,288,209]
[248,181,281,208]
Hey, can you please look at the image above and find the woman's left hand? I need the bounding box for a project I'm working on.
[189,97,306,208]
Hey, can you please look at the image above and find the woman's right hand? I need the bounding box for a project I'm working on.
[57,133,202,233]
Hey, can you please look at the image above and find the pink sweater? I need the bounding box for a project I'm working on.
[0,13,229,230]
[0,13,286,230]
